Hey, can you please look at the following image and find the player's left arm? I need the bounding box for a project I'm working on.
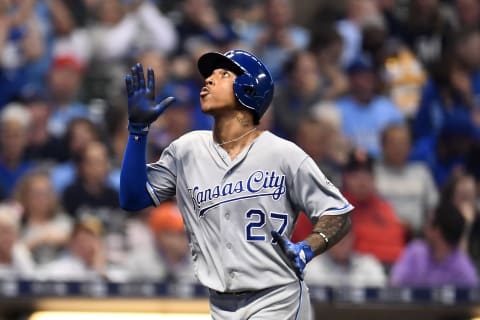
[272,156,353,279]
[271,213,351,280]
[304,212,352,256]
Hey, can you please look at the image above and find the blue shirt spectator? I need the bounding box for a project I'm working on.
[413,29,480,141]
[410,116,479,187]
[337,57,404,158]
[45,55,89,138]
[0,1,52,107]
[413,73,480,141]
[337,96,404,158]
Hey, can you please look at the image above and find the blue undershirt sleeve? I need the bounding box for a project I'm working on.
[119,134,154,211]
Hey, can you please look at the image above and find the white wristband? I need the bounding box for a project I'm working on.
[314,231,329,249]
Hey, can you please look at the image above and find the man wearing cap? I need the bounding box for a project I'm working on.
[46,55,89,138]
[336,56,404,158]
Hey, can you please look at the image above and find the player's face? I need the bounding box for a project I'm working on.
[200,68,238,115]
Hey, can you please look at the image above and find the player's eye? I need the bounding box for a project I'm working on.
[222,70,230,77]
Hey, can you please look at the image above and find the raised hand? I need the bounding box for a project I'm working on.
[271,231,313,280]
[125,63,175,134]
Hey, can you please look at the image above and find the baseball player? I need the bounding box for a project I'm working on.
[120,49,353,319]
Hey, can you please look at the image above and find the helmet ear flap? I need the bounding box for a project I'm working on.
[233,74,257,111]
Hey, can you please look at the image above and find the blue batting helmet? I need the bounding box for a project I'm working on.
[197,49,274,120]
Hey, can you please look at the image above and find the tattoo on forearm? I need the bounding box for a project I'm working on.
[306,213,351,255]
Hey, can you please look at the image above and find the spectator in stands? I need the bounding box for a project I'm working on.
[295,103,349,187]
[148,83,195,161]
[411,116,478,187]
[50,118,101,193]
[126,201,197,283]
[84,0,177,102]
[290,106,349,243]
[61,141,120,220]
[309,26,349,100]
[124,208,154,269]
[335,0,382,68]
[359,20,428,118]
[375,124,438,237]
[243,0,310,79]
[13,171,72,265]
[272,50,325,139]
[0,103,33,199]
[60,139,126,266]
[23,92,66,163]
[361,23,388,70]
[402,0,453,69]
[0,204,35,279]
[88,0,177,62]
[38,216,108,281]
[380,39,426,118]
[174,0,238,54]
[0,0,45,107]
[375,0,405,40]
[343,150,405,267]
[49,0,91,66]
[136,49,170,99]
[440,173,480,272]
[46,54,89,139]
[103,105,129,191]
[413,28,480,141]
[220,0,264,30]
[153,42,215,132]
[336,56,404,158]
[451,0,480,31]
[390,203,478,288]
[305,230,386,287]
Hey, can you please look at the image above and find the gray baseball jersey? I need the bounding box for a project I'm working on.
[146,130,353,292]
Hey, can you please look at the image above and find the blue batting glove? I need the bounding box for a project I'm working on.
[271,231,313,280]
[125,63,175,135]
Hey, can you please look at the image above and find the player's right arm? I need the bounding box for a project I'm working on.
[119,63,175,211]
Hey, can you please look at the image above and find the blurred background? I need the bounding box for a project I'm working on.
[1,0,480,319]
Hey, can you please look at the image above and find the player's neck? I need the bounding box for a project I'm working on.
[213,111,260,155]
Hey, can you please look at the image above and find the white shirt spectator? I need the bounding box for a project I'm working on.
[375,162,438,233]
[89,1,177,62]
[0,243,36,279]
[305,252,387,288]
[126,246,197,284]
[21,213,73,265]
[37,253,102,281]
[305,230,387,288]
[0,204,36,279]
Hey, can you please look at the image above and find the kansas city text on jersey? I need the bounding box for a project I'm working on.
[188,170,287,216]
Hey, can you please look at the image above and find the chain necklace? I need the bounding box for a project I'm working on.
[216,127,257,146]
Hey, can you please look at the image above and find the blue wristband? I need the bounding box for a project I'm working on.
[298,241,314,264]
[128,122,150,135]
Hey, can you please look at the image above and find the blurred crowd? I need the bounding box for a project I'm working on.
[0,0,480,289]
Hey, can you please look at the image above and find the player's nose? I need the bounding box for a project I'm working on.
[205,75,214,86]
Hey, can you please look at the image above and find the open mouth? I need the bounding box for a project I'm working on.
[200,87,210,97]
